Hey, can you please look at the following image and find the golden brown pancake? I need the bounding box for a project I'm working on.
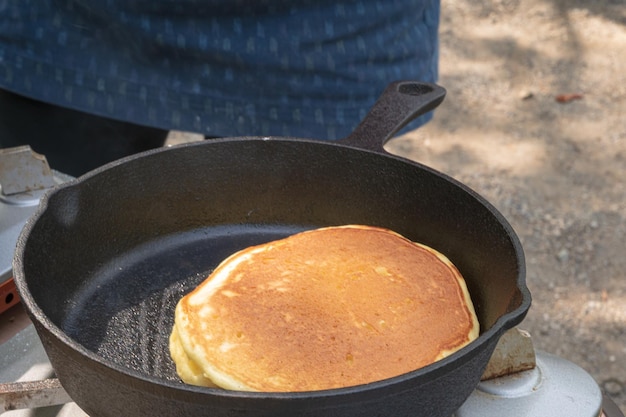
[170,225,479,392]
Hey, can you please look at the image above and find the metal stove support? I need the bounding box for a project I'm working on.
[1,379,71,413]
[0,146,73,315]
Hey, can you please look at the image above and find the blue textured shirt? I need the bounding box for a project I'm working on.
[0,0,440,139]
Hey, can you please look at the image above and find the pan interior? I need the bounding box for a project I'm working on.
[63,224,310,383]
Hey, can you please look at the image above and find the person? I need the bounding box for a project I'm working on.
[0,0,440,176]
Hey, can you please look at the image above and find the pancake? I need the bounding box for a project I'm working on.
[170,225,479,392]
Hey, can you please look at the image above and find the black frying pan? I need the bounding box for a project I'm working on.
[14,82,531,417]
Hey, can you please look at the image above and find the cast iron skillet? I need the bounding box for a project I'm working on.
[14,82,531,417]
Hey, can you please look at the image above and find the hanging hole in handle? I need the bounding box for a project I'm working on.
[398,83,435,96]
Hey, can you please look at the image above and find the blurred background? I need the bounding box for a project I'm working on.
[389,0,626,412]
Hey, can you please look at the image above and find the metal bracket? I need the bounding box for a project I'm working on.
[0,146,56,197]
[482,327,537,380]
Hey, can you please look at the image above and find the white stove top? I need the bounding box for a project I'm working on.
[0,309,620,417]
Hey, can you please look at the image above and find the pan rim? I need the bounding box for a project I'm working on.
[13,135,531,400]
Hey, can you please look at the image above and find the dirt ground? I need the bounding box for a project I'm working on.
[169,0,626,412]
[389,0,626,412]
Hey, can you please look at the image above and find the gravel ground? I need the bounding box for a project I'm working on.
[169,0,626,412]
[387,0,626,412]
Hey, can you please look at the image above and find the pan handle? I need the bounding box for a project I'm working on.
[338,81,446,152]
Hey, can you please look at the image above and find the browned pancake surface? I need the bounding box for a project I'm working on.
[174,225,478,391]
